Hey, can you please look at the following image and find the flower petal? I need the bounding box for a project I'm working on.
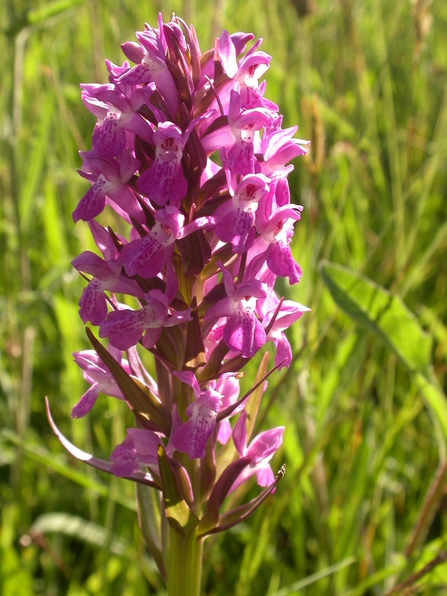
[224,310,266,358]
[100,309,146,350]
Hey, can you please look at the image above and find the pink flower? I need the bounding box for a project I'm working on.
[118,206,184,279]
[214,174,270,254]
[61,16,311,543]
[99,289,192,351]
[231,410,284,492]
[170,371,222,459]
[71,348,130,418]
[137,122,188,206]
[226,86,275,175]
[73,149,142,222]
[204,263,267,358]
[110,428,161,476]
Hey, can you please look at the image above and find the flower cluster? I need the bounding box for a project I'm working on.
[49,15,309,543]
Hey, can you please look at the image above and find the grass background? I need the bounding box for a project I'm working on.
[1,0,447,594]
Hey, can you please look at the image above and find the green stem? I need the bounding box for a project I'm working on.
[166,526,204,596]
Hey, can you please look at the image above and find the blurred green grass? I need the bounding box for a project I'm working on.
[1,0,447,594]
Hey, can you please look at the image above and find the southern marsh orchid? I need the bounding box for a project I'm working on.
[48,14,309,596]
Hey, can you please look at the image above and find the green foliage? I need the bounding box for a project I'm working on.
[1,0,447,594]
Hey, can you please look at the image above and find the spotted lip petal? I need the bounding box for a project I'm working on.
[72,178,107,222]
[45,397,160,489]
[224,308,266,358]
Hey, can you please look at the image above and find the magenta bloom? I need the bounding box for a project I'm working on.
[111,429,161,476]
[171,372,223,459]
[53,17,310,572]
[214,174,270,254]
[71,348,130,418]
[73,149,142,222]
[226,87,274,175]
[81,83,155,158]
[118,206,184,278]
[231,410,284,492]
[99,289,192,350]
[137,122,188,206]
[204,263,267,358]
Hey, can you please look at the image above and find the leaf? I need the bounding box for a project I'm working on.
[321,262,447,441]
[320,261,432,376]
[21,97,55,236]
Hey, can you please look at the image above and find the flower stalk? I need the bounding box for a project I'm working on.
[166,526,204,596]
[49,13,310,593]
